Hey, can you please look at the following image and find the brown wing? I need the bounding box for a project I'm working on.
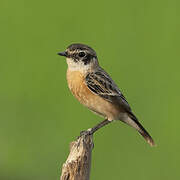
[85,67,131,112]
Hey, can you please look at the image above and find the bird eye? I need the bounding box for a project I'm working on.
[78,51,86,57]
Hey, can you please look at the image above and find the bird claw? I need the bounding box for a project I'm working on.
[81,129,92,136]
[76,128,93,139]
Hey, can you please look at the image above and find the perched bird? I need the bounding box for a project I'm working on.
[58,43,155,146]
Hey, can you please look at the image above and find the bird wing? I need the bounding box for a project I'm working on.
[85,67,131,112]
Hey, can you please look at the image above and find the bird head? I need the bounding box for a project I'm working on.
[58,43,99,72]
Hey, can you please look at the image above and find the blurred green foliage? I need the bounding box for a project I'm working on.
[0,0,179,179]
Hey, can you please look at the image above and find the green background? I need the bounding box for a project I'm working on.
[1,0,179,179]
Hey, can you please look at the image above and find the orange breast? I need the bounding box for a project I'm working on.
[66,70,94,104]
[66,70,120,120]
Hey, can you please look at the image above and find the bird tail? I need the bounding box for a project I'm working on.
[123,112,155,147]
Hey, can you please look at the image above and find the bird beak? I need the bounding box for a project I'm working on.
[57,51,67,57]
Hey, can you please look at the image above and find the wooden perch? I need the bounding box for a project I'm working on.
[60,134,94,180]
[60,120,111,180]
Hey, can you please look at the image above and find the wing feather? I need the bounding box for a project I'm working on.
[85,68,131,112]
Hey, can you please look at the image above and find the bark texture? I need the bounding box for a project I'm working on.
[60,134,94,180]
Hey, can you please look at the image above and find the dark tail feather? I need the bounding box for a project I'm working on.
[136,122,155,147]
[125,112,156,147]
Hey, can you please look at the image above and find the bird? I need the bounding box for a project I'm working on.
[57,43,155,146]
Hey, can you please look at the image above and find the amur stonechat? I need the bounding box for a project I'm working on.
[58,43,155,146]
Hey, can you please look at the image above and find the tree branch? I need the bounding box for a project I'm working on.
[60,134,94,180]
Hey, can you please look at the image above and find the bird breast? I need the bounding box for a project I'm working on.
[66,70,120,120]
[66,70,96,106]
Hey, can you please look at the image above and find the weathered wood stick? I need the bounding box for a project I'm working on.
[60,134,94,180]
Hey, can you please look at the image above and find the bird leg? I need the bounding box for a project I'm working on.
[80,119,111,136]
